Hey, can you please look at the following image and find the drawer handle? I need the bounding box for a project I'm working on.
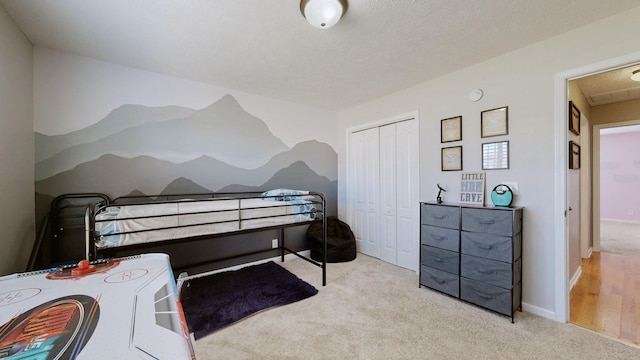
[430,275,447,285]
[478,269,494,274]
[433,215,449,220]
[430,235,445,241]
[475,243,494,250]
[474,290,494,299]
[433,257,443,262]
[479,220,495,225]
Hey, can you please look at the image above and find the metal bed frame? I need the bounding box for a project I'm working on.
[82,191,328,285]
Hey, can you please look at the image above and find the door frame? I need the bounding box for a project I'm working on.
[579,114,592,260]
[554,51,640,323]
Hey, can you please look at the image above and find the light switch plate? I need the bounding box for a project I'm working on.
[501,182,519,195]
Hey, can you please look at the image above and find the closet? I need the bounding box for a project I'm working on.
[348,117,419,271]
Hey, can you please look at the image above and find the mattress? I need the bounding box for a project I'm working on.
[94,198,316,249]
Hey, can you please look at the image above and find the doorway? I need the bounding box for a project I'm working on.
[595,123,640,257]
[565,64,640,345]
[570,120,640,346]
[555,55,640,324]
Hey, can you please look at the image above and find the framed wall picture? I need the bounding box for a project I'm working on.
[441,146,462,171]
[481,106,509,138]
[569,141,580,169]
[482,141,509,170]
[441,116,462,143]
[569,101,580,135]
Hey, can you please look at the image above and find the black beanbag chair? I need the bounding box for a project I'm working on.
[307,216,356,263]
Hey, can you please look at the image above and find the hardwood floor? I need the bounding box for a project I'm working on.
[570,251,640,345]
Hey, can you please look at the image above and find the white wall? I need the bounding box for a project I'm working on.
[336,7,640,319]
[0,6,34,275]
[600,131,640,222]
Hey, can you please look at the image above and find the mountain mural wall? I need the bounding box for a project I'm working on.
[35,95,295,179]
[35,104,197,163]
[35,94,338,216]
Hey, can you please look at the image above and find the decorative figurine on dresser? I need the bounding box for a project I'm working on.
[436,183,446,204]
[419,201,523,322]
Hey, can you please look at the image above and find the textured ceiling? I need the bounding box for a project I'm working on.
[574,64,640,106]
[2,0,640,110]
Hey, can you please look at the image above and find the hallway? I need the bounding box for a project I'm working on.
[570,252,640,345]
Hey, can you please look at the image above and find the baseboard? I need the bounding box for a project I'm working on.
[569,266,583,291]
[521,302,556,321]
[601,218,640,225]
[521,266,582,322]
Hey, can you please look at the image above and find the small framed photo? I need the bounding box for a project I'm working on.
[569,141,580,169]
[482,141,509,170]
[441,116,462,143]
[481,106,509,138]
[569,101,580,135]
[441,146,462,171]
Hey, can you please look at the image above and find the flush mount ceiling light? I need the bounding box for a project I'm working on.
[300,0,347,29]
[632,69,640,82]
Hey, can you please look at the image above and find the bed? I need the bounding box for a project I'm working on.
[82,189,328,285]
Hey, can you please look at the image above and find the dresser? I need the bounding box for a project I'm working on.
[420,202,523,322]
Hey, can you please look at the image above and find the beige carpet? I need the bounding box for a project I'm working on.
[600,220,640,257]
[192,254,640,359]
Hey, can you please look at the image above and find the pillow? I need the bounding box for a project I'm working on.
[261,189,313,202]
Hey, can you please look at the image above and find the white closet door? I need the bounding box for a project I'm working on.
[363,128,381,258]
[379,124,397,264]
[349,127,380,258]
[395,119,419,271]
[348,118,418,270]
[349,130,367,255]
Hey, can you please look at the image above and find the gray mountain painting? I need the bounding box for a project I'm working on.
[35,104,197,163]
[35,94,337,215]
[35,95,292,180]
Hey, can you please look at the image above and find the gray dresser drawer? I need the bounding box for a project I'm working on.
[461,207,514,236]
[460,278,512,316]
[461,255,513,288]
[420,266,459,297]
[421,225,459,252]
[461,231,516,263]
[421,204,459,229]
[421,245,459,275]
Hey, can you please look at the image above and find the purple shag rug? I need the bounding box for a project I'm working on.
[182,261,318,339]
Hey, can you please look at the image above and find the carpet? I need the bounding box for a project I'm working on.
[181,261,318,339]
[600,220,640,257]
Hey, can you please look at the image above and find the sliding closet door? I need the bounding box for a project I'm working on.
[348,117,418,271]
[379,119,419,271]
[379,124,397,265]
[395,119,419,271]
[349,127,380,258]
